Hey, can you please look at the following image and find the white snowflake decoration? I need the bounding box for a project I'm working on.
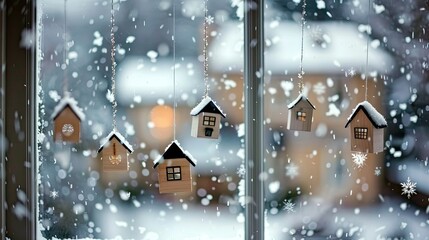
[285,163,299,179]
[345,67,356,77]
[283,199,295,213]
[236,164,245,178]
[50,190,59,199]
[401,177,417,199]
[351,152,367,168]
[205,15,214,25]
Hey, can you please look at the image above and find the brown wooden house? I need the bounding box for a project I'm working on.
[51,94,85,143]
[287,94,315,132]
[98,131,134,171]
[345,101,387,153]
[190,96,226,139]
[154,140,196,194]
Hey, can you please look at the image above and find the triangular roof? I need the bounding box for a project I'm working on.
[190,96,226,117]
[97,130,134,153]
[51,93,85,121]
[288,94,316,110]
[345,101,387,128]
[153,140,197,168]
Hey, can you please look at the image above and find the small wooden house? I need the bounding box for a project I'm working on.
[154,140,196,194]
[98,131,134,171]
[190,96,226,139]
[51,94,85,143]
[287,94,315,132]
[345,101,387,153]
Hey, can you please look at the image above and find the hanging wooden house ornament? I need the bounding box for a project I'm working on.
[153,140,197,194]
[190,96,226,139]
[287,94,315,132]
[51,93,85,143]
[98,131,133,171]
[345,101,387,153]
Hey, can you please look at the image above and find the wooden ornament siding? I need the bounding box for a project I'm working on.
[349,110,374,153]
[191,112,221,139]
[101,138,129,171]
[372,128,384,153]
[287,101,313,132]
[157,158,192,194]
[53,107,81,143]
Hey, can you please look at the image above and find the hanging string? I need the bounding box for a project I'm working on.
[110,0,118,131]
[203,0,209,98]
[298,0,306,94]
[63,0,68,95]
[172,0,177,140]
[364,0,371,101]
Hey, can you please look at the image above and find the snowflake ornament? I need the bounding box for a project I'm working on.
[285,163,299,179]
[351,152,367,168]
[374,167,381,176]
[345,67,356,77]
[401,177,417,199]
[283,199,295,213]
[205,15,214,25]
[236,164,245,178]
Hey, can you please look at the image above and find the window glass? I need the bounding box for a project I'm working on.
[264,0,429,238]
[37,0,244,239]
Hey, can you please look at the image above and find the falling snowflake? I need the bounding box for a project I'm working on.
[374,167,381,176]
[283,199,295,213]
[50,190,59,199]
[351,152,367,168]
[401,177,417,199]
[312,82,326,95]
[236,164,245,178]
[345,67,356,77]
[205,15,214,25]
[285,163,299,179]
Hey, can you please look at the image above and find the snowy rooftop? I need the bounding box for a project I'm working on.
[51,93,85,120]
[153,140,197,168]
[210,21,394,75]
[345,101,387,128]
[287,93,316,109]
[190,96,226,117]
[97,130,134,153]
[116,57,202,105]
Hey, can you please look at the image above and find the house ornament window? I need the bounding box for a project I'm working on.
[354,127,368,139]
[166,166,182,181]
[296,111,306,121]
[203,116,216,126]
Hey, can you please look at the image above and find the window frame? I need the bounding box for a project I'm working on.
[296,111,306,121]
[354,127,368,139]
[1,0,265,239]
[166,166,182,181]
[202,116,216,126]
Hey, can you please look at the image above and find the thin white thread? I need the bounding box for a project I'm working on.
[173,0,177,140]
[111,0,117,131]
[63,0,68,94]
[203,0,209,98]
[298,0,306,94]
[364,0,371,101]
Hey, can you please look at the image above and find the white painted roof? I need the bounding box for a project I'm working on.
[287,93,316,109]
[51,93,85,120]
[153,140,197,167]
[210,21,394,75]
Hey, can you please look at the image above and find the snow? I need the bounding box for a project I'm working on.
[287,93,316,109]
[210,21,394,75]
[345,101,388,128]
[153,140,197,167]
[190,96,226,117]
[98,130,134,153]
[50,92,85,120]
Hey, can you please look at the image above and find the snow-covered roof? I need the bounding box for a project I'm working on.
[98,130,134,153]
[51,93,85,120]
[116,57,202,106]
[210,21,394,75]
[287,94,316,110]
[153,140,197,168]
[190,96,226,117]
[345,101,387,128]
